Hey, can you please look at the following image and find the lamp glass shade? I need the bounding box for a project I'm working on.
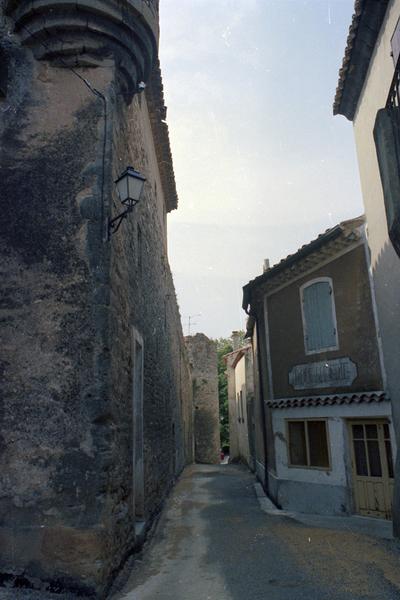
[115,167,146,206]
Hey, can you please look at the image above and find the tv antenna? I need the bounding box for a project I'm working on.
[187,313,202,335]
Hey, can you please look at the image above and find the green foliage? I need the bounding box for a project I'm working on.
[214,332,245,452]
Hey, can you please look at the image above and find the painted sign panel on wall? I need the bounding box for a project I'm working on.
[289,357,357,390]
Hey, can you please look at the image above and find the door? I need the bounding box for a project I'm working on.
[349,420,394,519]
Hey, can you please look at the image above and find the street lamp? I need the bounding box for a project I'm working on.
[108,166,146,236]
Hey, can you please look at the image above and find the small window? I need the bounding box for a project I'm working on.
[287,419,330,469]
[236,391,243,423]
[300,278,338,354]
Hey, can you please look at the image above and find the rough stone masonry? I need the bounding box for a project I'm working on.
[185,334,220,465]
[0,1,193,597]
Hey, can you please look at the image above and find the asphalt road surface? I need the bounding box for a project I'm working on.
[111,464,400,600]
[2,464,400,600]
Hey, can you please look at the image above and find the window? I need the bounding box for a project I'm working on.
[236,390,243,423]
[300,278,338,354]
[287,419,330,469]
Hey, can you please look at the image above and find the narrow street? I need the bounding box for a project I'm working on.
[110,464,400,600]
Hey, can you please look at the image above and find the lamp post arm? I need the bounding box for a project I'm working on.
[108,206,133,236]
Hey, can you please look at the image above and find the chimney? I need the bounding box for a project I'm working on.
[232,331,241,351]
[263,258,270,272]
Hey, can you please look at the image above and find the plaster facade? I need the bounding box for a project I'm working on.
[271,402,395,515]
[335,0,400,533]
[225,345,255,469]
[352,1,400,432]
[0,2,193,596]
[243,218,393,517]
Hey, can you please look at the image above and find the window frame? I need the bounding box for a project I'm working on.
[286,418,332,471]
[299,276,339,356]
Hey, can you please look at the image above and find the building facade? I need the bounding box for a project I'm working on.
[0,1,193,596]
[334,0,400,533]
[243,217,395,518]
[225,338,255,469]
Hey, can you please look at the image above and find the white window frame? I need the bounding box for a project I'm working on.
[300,276,339,356]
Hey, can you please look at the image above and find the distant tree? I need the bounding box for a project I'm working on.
[215,332,245,453]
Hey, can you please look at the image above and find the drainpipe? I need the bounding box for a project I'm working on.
[245,299,270,496]
[255,312,270,496]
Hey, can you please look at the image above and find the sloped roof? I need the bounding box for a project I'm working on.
[333,0,390,120]
[242,215,364,311]
[266,391,387,409]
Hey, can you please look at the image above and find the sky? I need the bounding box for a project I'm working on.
[159,0,362,339]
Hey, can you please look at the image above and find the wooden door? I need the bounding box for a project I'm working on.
[349,421,394,519]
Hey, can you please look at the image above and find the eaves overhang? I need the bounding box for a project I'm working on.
[242,216,364,314]
[333,0,390,121]
[242,226,343,312]
[266,391,388,409]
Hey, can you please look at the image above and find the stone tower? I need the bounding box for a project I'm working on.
[0,1,193,596]
[185,334,220,465]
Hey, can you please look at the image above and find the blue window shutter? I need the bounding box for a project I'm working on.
[303,281,336,352]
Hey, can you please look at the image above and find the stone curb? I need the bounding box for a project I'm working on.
[254,483,294,517]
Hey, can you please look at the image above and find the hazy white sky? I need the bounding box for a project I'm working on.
[159,0,362,339]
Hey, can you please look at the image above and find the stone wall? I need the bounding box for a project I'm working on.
[185,334,220,465]
[0,2,193,596]
[106,89,194,576]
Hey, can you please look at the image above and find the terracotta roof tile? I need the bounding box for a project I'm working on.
[333,0,390,120]
[242,215,364,309]
[266,391,387,409]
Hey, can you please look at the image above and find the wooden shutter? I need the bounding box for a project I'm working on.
[374,107,400,257]
[303,281,336,352]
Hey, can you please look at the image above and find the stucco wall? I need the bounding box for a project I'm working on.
[227,348,253,466]
[270,401,395,515]
[234,354,251,462]
[352,0,400,431]
[265,243,383,399]
[351,0,400,533]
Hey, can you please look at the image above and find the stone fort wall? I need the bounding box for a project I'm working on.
[185,334,220,465]
[0,1,193,596]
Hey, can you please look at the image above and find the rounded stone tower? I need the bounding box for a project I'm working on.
[0,1,164,596]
